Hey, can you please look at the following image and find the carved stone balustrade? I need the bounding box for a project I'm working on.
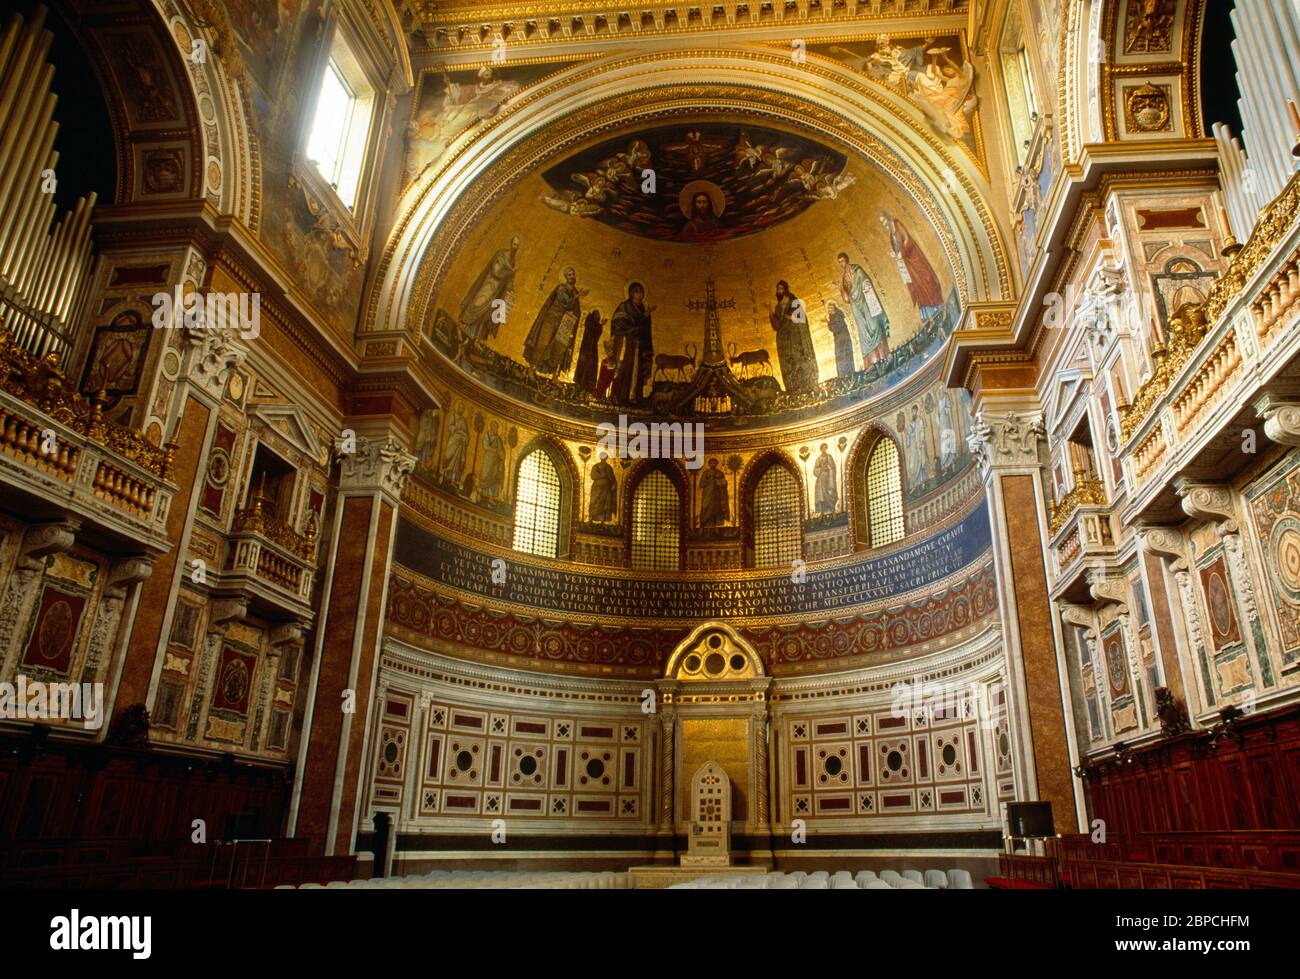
[1116,172,1300,520]
[0,339,174,552]
[224,501,317,620]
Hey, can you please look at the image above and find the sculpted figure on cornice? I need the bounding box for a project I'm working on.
[1076,264,1129,355]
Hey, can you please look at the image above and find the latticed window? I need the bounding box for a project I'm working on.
[513,450,561,557]
[867,438,904,547]
[754,466,801,568]
[631,471,680,570]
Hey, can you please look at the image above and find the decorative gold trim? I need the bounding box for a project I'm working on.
[0,329,172,479]
[1120,171,1300,442]
[1048,468,1107,536]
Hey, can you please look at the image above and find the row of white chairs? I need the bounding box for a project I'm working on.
[668,869,974,889]
[284,866,974,890]
[286,870,633,889]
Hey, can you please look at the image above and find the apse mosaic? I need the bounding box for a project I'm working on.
[424,120,961,430]
[539,124,852,242]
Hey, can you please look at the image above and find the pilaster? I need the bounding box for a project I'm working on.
[968,406,1083,831]
[292,430,415,855]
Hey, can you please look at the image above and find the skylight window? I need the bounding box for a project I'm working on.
[305,37,374,210]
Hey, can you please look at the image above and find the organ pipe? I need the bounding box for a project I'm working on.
[1220,1,1300,241]
[0,6,98,362]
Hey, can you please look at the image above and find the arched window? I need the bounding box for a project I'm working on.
[866,438,904,547]
[753,466,802,568]
[513,449,562,557]
[631,470,680,570]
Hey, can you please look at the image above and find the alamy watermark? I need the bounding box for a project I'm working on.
[0,675,104,730]
[595,413,704,470]
[50,909,151,959]
[151,285,260,340]
[890,678,1005,731]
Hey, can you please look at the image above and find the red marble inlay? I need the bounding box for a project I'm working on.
[386,562,996,674]
[817,797,852,811]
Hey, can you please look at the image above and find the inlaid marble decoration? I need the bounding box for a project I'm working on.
[1247,454,1300,666]
[1199,554,1241,653]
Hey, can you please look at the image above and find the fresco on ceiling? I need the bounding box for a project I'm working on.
[539,124,853,242]
[404,63,577,186]
[424,127,962,430]
[225,0,305,96]
[229,0,366,335]
[811,34,980,156]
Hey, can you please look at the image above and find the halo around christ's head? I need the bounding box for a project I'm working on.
[679,179,726,219]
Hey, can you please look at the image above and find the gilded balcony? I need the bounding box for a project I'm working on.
[1049,471,1114,593]
[1117,171,1300,519]
[224,496,317,618]
[0,329,174,551]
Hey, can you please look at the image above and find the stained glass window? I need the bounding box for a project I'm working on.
[867,438,904,547]
[631,471,680,570]
[754,466,801,568]
[513,450,561,558]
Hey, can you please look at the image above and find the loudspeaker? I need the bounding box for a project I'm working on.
[1006,801,1054,838]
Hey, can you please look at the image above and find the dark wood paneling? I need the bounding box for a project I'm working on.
[1083,703,1300,833]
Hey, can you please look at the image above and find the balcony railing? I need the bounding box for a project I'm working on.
[232,499,316,562]
[1120,171,1300,448]
[1048,470,1108,537]
[0,328,173,539]
[226,498,316,610]
[1116,172,1300,505]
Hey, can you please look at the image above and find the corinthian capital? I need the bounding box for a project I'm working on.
[967,410,1045,474]
[335,434,416,499]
